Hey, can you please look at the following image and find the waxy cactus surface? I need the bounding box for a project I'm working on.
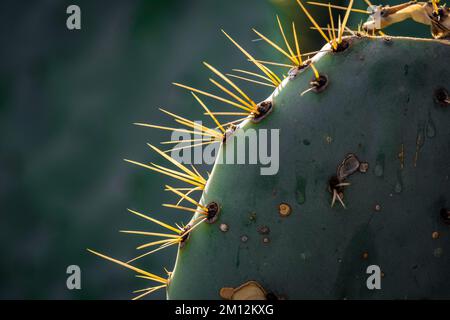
[168,36,450,299]
[88,0,450,300]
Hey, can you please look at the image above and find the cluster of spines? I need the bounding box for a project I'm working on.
[88,0,407,299]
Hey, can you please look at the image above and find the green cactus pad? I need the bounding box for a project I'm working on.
[167,36,450,299]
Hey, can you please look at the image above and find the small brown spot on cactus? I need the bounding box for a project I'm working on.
[219,281,267,300]
[381,271,385,278]
[206,202,220,224]
[440,208,450,225]
[252,101,273,123]
[434,87,449,107]
[219,223,229,232]
[359,162,369,173]
[432,231,440,239]
[257,226,270,235]
[241,235,249,243]
[279,203,292,217]
[362,252,369,260]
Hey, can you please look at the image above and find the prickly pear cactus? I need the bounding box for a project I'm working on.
[89,0,450,300]
[168,36,450,299]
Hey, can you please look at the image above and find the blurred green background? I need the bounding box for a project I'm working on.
[0,0,432,299]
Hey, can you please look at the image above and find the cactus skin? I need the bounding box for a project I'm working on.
[167,36,450,300]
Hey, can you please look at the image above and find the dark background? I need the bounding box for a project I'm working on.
[0,0,429,299]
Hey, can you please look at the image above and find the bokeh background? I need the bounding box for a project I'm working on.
[0,0,430,299]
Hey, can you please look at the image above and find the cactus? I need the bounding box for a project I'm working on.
[89,0,450,300]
